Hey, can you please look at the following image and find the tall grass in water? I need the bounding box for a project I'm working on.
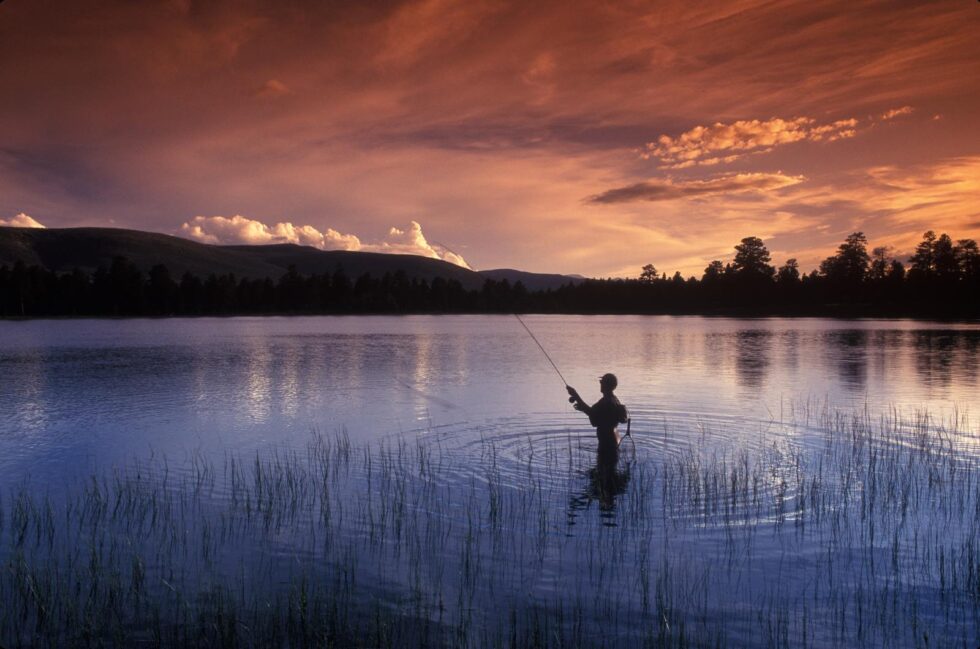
[1,406,980,648]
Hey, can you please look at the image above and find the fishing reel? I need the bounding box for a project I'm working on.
[565,386,581,404]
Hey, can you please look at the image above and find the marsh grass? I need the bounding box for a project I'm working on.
[2,405,980,648]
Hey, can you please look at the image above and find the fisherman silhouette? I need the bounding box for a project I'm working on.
[565,373,631,526]
[566,373,629,451]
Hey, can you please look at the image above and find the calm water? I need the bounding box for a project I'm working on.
[1,316,979,647]
[1,315,977,485]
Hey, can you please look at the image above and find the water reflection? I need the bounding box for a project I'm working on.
[830,330,868,391]
[959,334,979,385]
[2,316,979,489]
[279,341,303,418]
[410,334,437,424]
[243,338,273,423]
[734,330,771,390]
[780,330,800,373]
[913,331,958,389]
[0,351,50,435]
[867,330,899,393]
[567,446,631,527]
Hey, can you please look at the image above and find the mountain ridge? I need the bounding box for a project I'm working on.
[0,227,583,291]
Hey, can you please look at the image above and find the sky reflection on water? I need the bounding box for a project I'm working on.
[0,315,977,488]
[2,316,980,647]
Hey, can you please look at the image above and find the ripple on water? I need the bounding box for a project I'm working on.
[390,408,816,509]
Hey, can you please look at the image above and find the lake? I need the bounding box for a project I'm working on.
[1,315,979,647]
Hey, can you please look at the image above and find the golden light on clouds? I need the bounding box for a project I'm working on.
[179,215,363,251]
[643,117,860,169]
[0,0,977,277]
[0,213,46,229]
[180,216,471,268]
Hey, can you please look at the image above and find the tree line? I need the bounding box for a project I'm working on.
[1,230,977,317]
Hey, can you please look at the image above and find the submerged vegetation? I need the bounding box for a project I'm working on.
[1,230,978,317]
[2,404,979,647]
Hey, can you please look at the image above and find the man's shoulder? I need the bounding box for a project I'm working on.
[594,395,620,409]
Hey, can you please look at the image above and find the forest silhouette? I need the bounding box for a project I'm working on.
[1,231,977,318]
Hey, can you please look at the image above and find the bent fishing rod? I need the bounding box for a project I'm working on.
[513,314,632,445]
[513,313,569,388]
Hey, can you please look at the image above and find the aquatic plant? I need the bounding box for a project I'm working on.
[1,405,979,647]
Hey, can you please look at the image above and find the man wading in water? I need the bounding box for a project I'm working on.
[566,373,628,453]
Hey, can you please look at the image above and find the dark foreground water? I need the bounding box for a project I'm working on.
[1,316,978,647]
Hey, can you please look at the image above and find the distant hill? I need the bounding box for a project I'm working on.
[0,227,583,290]
[0,227,285,279]
[478,268,581,291]
[221,243,482,288]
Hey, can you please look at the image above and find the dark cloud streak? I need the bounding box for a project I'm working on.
[589,173,804,204]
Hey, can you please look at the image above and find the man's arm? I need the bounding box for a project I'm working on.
[566,386,592,415]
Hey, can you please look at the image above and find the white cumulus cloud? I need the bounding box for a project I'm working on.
[363,221,471,268]
[0,213,46,228]
[180,215,362,250]
[179,215,470,268]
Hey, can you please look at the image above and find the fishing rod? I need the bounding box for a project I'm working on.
[513,314,569,388]
[514,314,635,452]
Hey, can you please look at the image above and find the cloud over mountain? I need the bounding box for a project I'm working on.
[178,215,469,268]
[364,221,470,269]
[180,215,361,250]
[0,213,46,228]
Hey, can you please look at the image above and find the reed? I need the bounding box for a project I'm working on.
[1,404,978,647]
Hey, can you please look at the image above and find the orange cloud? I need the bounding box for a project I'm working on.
[0,213,45,228]
[880,106,913,121]
[855,157,980,237]
[0,1,975,280]
[583,156,980,278]
[253,79,290,98]
[589,172,804,204]
[644,117,859,168]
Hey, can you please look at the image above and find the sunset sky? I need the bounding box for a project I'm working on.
[1,0,978,277]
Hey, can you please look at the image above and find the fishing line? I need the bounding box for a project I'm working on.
[395,378,460,410]
[515,314,637,457]
[513,314,568,387]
